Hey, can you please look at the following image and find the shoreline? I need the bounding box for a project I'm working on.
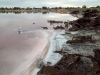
[21,42,50,75]
[37,30,100,75]
[0,11,77,75]
[33,30,66,74]
[0,9,99,75]
[35,9,100,75]
[0,9,68,14]
[9,31,49,75]
[22,30,65,75]
[21,31,51,75]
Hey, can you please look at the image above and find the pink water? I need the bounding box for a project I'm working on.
[0,13,77,75]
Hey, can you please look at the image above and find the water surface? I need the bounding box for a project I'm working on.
[0,12,77,75]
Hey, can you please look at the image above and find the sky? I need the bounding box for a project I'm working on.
[0,0,99,8]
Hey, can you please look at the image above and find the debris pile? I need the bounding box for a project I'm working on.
[37,9,100,75]
[70,10,79,14]
[94,15,100,30]
[83,9,99,18]
[37,49,100,75]
[69,9,100,31]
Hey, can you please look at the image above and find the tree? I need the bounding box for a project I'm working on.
[82,5,87,8]
[55,7,58,10]
[42,6,47,10]
[0,7,5,10]
[26,7,32,10]
[13,7,20,10]
[59,7,62,9]
[96,6,100,8]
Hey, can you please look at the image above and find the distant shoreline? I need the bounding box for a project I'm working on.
[0,8,100,14]
[0,9,68,14]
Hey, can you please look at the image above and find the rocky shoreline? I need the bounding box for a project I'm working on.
[37,30,100,75]
[36,9,100,75]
